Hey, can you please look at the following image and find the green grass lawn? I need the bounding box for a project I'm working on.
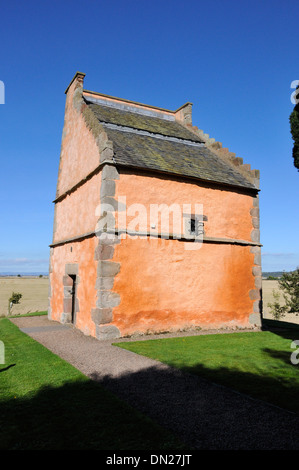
[8,311,47,318]
[0,318,185,450]
[115,329,299,414]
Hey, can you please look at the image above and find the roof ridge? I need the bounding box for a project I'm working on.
[83,93,176,121]
[83,89,193,116]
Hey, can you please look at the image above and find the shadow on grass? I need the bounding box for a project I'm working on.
[87,354,299,450]
[1,343,299,450]
[0,376,186,451]
[0,364,16,372]
[262,318,299,338]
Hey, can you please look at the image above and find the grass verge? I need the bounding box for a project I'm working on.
[8,311,48,318]
[115,329,299,414]
[0,318,186,450]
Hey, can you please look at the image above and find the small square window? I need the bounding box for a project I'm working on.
[183,213,206,238]
[190,218,196,234]
[188,217,204,236]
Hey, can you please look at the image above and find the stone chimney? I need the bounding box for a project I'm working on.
[174,102,193,126]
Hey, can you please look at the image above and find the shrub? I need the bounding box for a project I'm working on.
[267,268,299,319]
[267,290,287,320]
[8,292,22,316]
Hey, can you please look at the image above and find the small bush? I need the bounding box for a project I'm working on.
[268,268,299,319]
[8,292,22,316]
[267,290,287,320]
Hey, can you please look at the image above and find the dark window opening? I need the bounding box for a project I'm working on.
[190,218,196,234]
[69,275,77,324]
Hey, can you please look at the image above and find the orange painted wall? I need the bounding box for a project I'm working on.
[50,236,98,337]
[56,84,101,197]
[111,237,256,336]
[108,171,257,336]
[115,172,254,241]
[53,171,101,242]
[50,168,257,338]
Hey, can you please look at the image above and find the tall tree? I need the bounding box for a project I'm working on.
[290,85,299,171]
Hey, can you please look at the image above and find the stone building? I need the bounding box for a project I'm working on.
[48,72,262,339]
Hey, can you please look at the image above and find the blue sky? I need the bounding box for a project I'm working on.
[0,0,298,273]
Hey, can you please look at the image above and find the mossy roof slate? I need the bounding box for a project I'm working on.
[104,127,256,189]
[87,101,203,143]
[86,101,256,190]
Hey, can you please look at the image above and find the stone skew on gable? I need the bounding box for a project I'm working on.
[174,102,260,190]
[54,71,117,205]
[69,72,115,167]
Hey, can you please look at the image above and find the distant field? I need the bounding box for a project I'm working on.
[0,277,48,317]
[0,277,297,324]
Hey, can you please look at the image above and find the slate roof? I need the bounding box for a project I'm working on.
[85,97,256,190]
[87,100,203,143]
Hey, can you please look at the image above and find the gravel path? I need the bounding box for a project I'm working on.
[10,315,299,450]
